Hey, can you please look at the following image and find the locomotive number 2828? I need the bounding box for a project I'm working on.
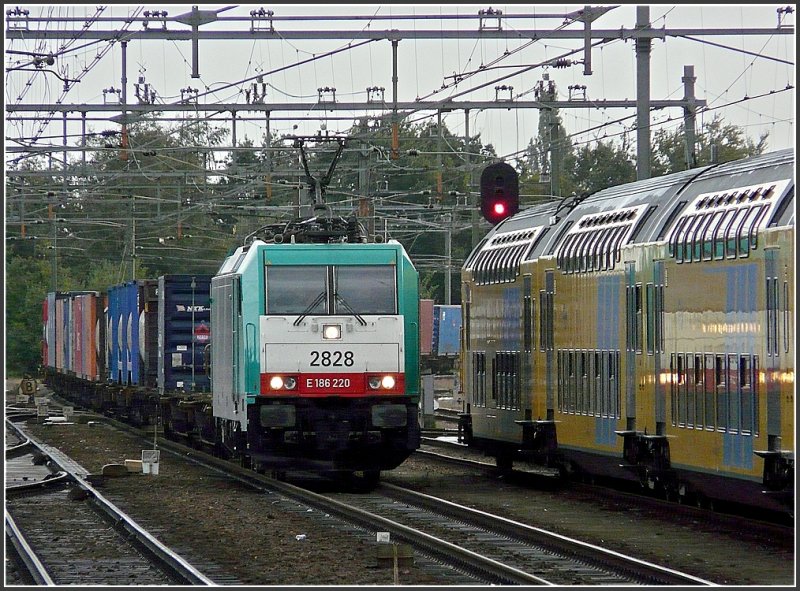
[309,350,355,367]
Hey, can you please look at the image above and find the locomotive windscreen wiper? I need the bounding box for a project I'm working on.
[293,291,327,326]
[333,293,367,326]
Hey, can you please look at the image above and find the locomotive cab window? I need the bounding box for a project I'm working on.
[265,266,328,315]
[335,266,396,314]
[265,265,397,315]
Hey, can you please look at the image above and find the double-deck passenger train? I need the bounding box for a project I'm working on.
[458,148,794,512]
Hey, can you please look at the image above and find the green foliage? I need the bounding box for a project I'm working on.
[5,257,59,374]
[564,140,637,195]
[418,272,439,300]
[651,114,769,176]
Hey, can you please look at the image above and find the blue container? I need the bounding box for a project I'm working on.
[108,281,142,385]
[106,284,125,383]
[158,275,211,393]
[432,305,462,356]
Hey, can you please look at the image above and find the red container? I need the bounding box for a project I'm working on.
[419,299,434,356]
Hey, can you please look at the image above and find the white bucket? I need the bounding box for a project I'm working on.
[150,462,160,475]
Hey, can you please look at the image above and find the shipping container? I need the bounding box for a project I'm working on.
[140,280,159,388]
[107,284,125,384]
[43,292,56,369]
[72,292,101,381]
[419,298,434,356]
[72,294,84,379]
[432,304,462,356]
[158,275,211,394]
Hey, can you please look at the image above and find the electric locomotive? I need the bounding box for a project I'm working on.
[459,148,794,512]
[209,135,420,483]
[210,234,420,481]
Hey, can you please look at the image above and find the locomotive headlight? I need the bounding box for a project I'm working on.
[268,375,298,391]
[368,375,396,390]
[322,324,342,340]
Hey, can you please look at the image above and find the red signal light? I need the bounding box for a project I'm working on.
[480,162,519,225]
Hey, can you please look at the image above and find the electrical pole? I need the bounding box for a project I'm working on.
[635,6,652,180]
[682,65,698,170]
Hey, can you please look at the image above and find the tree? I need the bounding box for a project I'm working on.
[651,114,769,176]
[565,140,637,195]
[4,254,141,376]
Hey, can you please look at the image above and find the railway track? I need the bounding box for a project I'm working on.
[32,415,709,586]
[326,482,713,585]
[5,419,215,586]
[12,391,791,585]
[418,432,795,527]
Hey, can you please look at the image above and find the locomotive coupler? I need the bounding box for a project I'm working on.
[616,430,674,489]
[515,419,558,458]
[754,449,794,492]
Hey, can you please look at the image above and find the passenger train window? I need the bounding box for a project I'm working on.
[577,234,590,272]
[335,266,396,314]
[266,266,328,315]
[561,233,577,272]
[681,216,703,262]
[749,204,772,250]
[739,355,753,435]
[728,355,740,433]
[713,210,736,259]
[596,227,615,270]
[704,354,715,430]
[715,355,728,430]
[611,226,628,267]
[727,208,750,259]
[674,215,694,262]
[692,213,714,261]
[694,354,704,429]
[585,232,600,271]
[668,215,687,259]
[702,211,723,260]
[738,206,760,254]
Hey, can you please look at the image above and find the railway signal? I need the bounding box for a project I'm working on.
[480,162,519,225]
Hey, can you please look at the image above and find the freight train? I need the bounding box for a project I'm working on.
[41,136,421,487]
[41,232,420,485]
[458,148,794,512]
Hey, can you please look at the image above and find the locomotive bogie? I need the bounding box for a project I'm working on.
[460,149,795,511]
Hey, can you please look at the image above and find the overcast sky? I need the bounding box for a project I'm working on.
[4,4,796,166]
